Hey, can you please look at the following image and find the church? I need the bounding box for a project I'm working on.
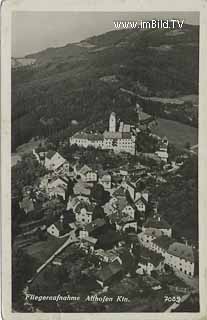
[70,112,136,155]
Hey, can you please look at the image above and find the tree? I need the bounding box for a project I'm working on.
[92,205,105,220]
[12,249,37,309]
[90,183,110,205]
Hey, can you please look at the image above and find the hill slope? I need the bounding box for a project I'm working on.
[12,25,199,150]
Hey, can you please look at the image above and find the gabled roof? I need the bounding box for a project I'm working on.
[73,181,91,196]
[72,132,104,141]
[113,186,126,198]
[143,216,171,230]
[167,242,195,263]
[95,260,122,282]
[79,164,92,176]
[99,174,111,182]
[82,236,98,245]
[135,197,148,206]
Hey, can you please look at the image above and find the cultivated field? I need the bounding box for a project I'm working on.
[151,118,198,149]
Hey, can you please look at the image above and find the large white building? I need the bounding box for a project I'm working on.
[70,112,136,155]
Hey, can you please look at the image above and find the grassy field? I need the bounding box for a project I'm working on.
[151,118,198,149]
[23,235,67,266]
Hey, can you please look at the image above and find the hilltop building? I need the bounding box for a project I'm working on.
[70,112,136,155]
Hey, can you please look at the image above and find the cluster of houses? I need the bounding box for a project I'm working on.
[16,118,195,292]
[137,215,196,278]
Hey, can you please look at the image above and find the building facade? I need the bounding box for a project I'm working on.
[70,112,136,155]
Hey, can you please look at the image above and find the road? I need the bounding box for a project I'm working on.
[28,230,79,283]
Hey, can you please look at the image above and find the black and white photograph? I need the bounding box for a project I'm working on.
[4,8,203,315]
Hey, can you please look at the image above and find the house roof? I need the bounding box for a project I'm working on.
[152,235,175,250]
[82,236,98,245]
[52,221,68,234]
[95,260,122,282]
[135,197,148,206]
[139,247,164,267]
[46,150,57,160]
[85,218,106,233]
[143,216,171,230]
[72,132,104,141]
[73,181,91,196]
[167,242,195,263]
[99,174,111,182]
[113,186,126,198]
[79,164,92,176]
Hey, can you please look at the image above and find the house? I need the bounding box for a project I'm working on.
[44,151,66,171]
[94,249,122,264]
[75,164,97,182]
[165,242,195,277]
[142,215,172,238]
[80,235,98,253]
[95,260,122,287]
[136,248,165,276]
[155,137,168,163]
[47,215,70,238]
[112,185,127,199]
[116,196,135,219]
[47,176,68,200]
[19,196,34,214]
[135,197,148,213]
[48,185,66,200]
[98,173,112,190]
[74,201,95,225]
[48,176,68,190]
[73,181,91,197]
[138,229,166,248]
[103,197,117,216]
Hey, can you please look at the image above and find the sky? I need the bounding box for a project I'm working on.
[12,11,199,57]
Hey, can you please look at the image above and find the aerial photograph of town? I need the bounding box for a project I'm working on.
[11,11,199,313]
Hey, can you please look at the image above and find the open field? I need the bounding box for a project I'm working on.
[151,118,198,149]
[23,235,66,266]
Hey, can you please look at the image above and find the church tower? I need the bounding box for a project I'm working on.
[109,112,116,132]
